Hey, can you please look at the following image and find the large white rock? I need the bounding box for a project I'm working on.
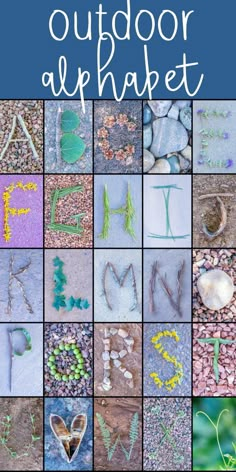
[197,269,234,310]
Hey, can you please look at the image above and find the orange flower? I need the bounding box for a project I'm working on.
[116,114,128,126]
[98,139,110,150]
[125,144,135,155]
[115,149,126,161]
[104,149,114,160]
[103,115,116,128]
[97,127,109,138]
[127,121,137,131]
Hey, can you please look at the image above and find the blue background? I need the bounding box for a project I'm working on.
[0,0,235,99]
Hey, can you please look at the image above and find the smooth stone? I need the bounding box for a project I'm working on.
[148,100,172,117]
[124,371,133,379]
[104,328,110,338]
[181,145,192,161]
[110,350,119,359]
[149,158,171,174]
[150,118,188,157]
[104,345,110,351]
[102,338,110,345]
[118,328,129,338]
[175,100,191,109]
[127,380,134,389]
[103,383,112,391]
[110,328,118,336]
[103,361,110,369]
[197,269,234,311]
[143,124,152,149]
[119,366,126,373]
[104,369,110,377]
[167,155,180,174]
[113,359,121,368]
[119,349,127,358]
[178,154,191,172]
[124,336,134,345]
[168,104,179,120]
[102,351,110,361]
[103,377,111,385]
[143,104,152,124]
[144,149,155,172]
[180,107,192,131]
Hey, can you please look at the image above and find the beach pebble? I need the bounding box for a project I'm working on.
[197,269,234,310]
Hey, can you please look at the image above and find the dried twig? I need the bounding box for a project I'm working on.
[102,262,140,312]
[6,253,33,316]
[149,260,185,318]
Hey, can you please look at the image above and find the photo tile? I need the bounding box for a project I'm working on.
[143,248,191,322]
[193,100,236,174]
[193,322,236,397]
[44,323,93,397]
[44,397,93,471]
[94,397,142,471]
[0,100,43,174]
[143,323,192,397]
[94,248,142,322]
[44,249,92,322]
[0,174,43,248]
[94,100,142,174]
[143,174,192,248]
[0,249,43,322]
[94,323,142,397]
[0,323,43,396]
[44,174,93,248]
[143,397,192,471]
[94,174,142,248]
[143,100,192,174]
[192,174,236,248]
[193,397,236,470]
[44,100,93,174]
[193,248,236,322]
[0,397,43,470]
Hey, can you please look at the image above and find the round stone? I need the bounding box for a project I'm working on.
[167,155,180,173]
[180,107,192,131]
[197,269,234,310]
[149,158,171,174]
[144,149,155,172]
[148,100,172,117]
[143,104,152,124]
[143,124,152,149]
[181,145,192,161]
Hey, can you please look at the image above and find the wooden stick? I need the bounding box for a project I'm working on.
[199,193,233,200]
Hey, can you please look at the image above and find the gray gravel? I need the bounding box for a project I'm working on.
[144,398,192,470]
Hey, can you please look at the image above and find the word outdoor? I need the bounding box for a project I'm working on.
[42,1,204,109]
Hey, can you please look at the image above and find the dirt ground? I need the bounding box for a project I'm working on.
[0,398,43,471]
[94,397,142,471]
[44,175,93,248]
[193,249,236,322]
[0,100,43,173]
[193,175,236,247]
[143,398,192,471]
[193,323,236,396]
[94,323,142,397]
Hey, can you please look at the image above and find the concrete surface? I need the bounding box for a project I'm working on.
[0,249,43,322]
[45,249,92,322]
[143,323,192,397]
[94,249,142,322]
[143,249,191,321]
[193,100,236,173]
[94,175,142,248]
[143,175,192,248]
[0,323,43,396]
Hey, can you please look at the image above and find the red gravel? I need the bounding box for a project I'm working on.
[193,322,236,397]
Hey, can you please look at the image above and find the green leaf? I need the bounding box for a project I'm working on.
[60,133,85,163]
[32,435,41,442]
[61,110,80,132]
[64,296,75,311]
